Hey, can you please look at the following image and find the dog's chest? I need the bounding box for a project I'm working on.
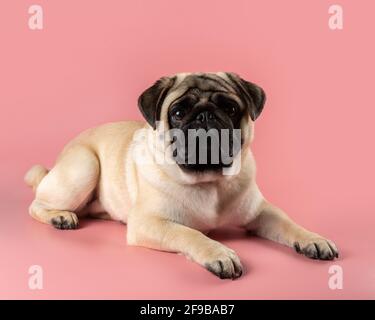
[172,183,233,231]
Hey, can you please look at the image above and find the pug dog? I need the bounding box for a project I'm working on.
[25,72,338,279]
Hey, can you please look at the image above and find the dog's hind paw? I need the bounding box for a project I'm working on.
[50,212,79,230]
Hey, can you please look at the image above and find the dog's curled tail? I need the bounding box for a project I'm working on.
[24,165,49,192]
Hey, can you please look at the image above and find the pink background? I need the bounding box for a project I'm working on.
[1,0,374,299]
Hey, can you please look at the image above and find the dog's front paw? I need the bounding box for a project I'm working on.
[294,236,339,260]
[199,242,243,280]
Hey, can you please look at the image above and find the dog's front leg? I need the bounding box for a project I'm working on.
[127,215,243,279]
[246,201,339,260]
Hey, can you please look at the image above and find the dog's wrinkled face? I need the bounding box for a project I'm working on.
[138,72,266,174]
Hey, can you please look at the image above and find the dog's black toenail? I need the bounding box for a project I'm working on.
[294,242,301,253]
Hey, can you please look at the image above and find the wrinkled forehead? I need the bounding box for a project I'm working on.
[163,73,240,110]
[173,73,236,94]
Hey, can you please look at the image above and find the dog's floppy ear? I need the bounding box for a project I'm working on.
[138,77,175,129]
[225,72,266,121]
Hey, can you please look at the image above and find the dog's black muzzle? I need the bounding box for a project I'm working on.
[171,109,240,172]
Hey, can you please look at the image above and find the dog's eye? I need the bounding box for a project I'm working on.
[224,105,237,117]
[172,109,185,120]
[212,94,239,117]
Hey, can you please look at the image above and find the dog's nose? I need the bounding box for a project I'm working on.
[196,111,215,123]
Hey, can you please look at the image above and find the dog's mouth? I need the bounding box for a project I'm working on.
[180,161,233,173]
[170,126,240,173]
